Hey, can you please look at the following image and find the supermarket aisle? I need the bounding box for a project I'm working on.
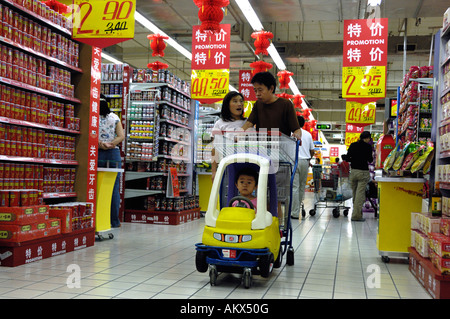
[0,193,431,299]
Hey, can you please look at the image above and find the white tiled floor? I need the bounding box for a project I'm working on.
[0,192,431,299]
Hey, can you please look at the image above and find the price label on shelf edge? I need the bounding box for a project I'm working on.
[70,0,136,48]
[345,99,376,125]
[191,69,229,104]
[342,65,386,99]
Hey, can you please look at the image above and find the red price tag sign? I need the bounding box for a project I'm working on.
[191,69,229,104]
[70,0,135,48]
[345,100,376,125]
[342,66,386,99]
[345,132,360,147]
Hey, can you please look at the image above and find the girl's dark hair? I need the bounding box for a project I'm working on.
[220,91,245,122]
[235,167,258,184]
[251,71,277,94]
[99,94,111,116]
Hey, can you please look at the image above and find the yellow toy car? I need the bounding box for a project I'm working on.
[195,153,295,288]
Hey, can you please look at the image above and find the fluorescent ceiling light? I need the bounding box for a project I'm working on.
[101,52,123,64]
[367,0,382,6]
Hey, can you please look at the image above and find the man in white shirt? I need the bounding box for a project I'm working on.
[292,116,315,219]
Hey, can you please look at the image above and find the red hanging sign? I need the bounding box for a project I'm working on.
[239,70,256,101]
[86,47,101,216]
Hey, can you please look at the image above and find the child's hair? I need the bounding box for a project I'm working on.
[99,94,111,116]
[251,71,277,94]
[220,91,245,122]
[235,167,258,185]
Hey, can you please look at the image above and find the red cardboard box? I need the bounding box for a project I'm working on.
[46,218,60,236]
[430,250,450,275]
[0,223,36,242]
[429,232,450,258]
[49,208,72,233]
[0,206,37,225]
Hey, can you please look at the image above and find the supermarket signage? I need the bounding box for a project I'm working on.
[345,132,360,147]
[191,24,231,69]
[191,24,230,104]
[345,123,366,147]
[316,123,332,130]
[342,66,386,99]
[191,69,230,104]
[86,46,101,210]
[345,99,376,125]
[330,147,339,157]
[342,18,388,99]
[239,70,257,101]
[70,0,136,48]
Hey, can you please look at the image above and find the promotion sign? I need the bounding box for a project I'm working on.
[191,24,230,104]
[239,70,256,101]
[345,123,365,147]
[345,100,376,125]
[342,18,388,99]
[71,0,136,48]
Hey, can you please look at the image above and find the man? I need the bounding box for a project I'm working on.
[291,116,315,219]
[241,72,302,140]
[342,131,373,222]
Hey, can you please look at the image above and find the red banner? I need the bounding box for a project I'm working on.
[239,70,256,101]
[86,47,101,216]
[343,18,388,67]
[346,123,367,133]
[330,147,339,157]
[191,25,231,70]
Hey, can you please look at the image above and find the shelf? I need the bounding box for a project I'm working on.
[124,189,163,199]
[159,136,190,145]
[125,171,164,181]
[156,154,189,162]
[0,36,82,73]
[0,116,81,134]
[1,0,71,37]
[159,118,191,130]
[0,76,81,104]
[0,155,77,165]
[42,192,77,199]
[158,100,191,114]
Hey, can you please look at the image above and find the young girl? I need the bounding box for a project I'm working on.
[232,168,258,212]
[211,91,247,181]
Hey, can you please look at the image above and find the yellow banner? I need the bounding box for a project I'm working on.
[345,132,360,147]
[345,100,376,124]
[191,69,229,103]
[342,66,386,99]
[72,0,136,39]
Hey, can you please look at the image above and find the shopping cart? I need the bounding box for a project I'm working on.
[195,130,300,288]
[309,163,352,218]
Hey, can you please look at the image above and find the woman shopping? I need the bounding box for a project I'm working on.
[98,95,125,228]
[211,91,247,182]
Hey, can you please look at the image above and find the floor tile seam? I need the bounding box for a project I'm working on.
[295,208,334,299]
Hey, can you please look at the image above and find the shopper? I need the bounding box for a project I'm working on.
[342,131,373,222]
[232,168,259,212]
[98,95,125,228]
[211,91,247,182]
[291,116,315,219]
[241,72,302,140]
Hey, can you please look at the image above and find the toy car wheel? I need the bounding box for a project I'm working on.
[309,209,316,216]
[243,268,252,289]
[343,209,349,217]
[259,253,274,278]
[302,208,306,217]
[274,245,283,268]
[195,250,208,273]
[287,247,294,266]
[209,265,218,286]
[332,208,340,218]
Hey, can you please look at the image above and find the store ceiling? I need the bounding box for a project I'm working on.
[103,0,448,142]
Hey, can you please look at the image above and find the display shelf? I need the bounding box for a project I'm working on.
[124,208,200,225]
[0,0,71,36]
[160,118,191,130]
[0,116,80,135]
[42,192,77,199]
[0,76,80,104]
[0,154,77,165]
[0,35,82,73]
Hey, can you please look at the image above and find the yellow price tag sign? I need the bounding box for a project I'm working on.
[71,0,135,43]
[345,100,376,124]
[191,69,229,104]
[342,66,386,99]
[345,132,360,146]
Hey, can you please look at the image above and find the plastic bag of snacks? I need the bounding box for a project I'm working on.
[401,144,424,171]
[411,142,434,173]
[393,142,411,171]
[383,145,399,172]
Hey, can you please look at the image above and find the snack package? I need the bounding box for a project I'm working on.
[411,142,434,173]
[401,144,424,171]
[383,146,398,172]
[393,142,411,171]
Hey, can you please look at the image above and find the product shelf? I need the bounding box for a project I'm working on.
[0,76,81,104]
[0,154,77,165]
[0,35,82,73]
[0,116,81,135]
[42,192,77,199]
